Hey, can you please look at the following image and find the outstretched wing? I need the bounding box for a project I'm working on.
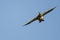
[24,17,37,26]
[43,7,56,16]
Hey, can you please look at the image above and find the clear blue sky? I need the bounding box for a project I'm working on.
[0,0,60,40]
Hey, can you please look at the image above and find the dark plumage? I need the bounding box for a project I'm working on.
[24,7,56,26]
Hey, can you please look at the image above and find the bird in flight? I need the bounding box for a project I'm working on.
[24,7,56,26]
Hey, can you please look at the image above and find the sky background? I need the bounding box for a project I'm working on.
[0,0,60,40]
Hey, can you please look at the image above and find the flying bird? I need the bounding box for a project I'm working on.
[24,7,56,26]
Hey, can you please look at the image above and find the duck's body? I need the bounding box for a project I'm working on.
[24,7,56,26]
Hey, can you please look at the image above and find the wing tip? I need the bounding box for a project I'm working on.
[54,6,56,9]
[53,5,58,9]
[23,24,27,26]
[23,23,29,26]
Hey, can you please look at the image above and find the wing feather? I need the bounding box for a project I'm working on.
[43,7,56,16]
[24,17,37,26]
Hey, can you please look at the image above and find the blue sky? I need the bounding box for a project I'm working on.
[0,0,60,40]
